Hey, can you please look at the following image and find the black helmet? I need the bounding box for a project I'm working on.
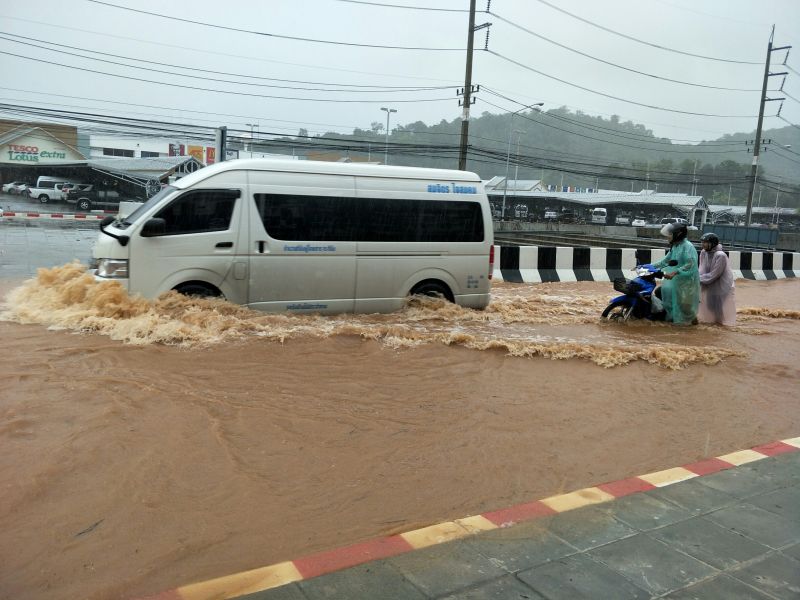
[660,222,688,245]
[700,232,719,247]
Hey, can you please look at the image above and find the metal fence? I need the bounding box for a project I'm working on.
[703,224,778,249]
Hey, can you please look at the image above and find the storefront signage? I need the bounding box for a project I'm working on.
[5,144,67,162]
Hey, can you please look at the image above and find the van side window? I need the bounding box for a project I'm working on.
[254,194,483,242]
[154,189,239,235]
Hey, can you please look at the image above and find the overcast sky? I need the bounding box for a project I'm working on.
[1,0,799,146]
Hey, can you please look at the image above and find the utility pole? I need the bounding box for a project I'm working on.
[457,0,490,171]
[745,26,789,226]
[214,126,227,163]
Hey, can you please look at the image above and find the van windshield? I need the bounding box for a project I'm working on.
[119,185,178,228]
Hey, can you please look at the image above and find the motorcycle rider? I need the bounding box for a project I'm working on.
[651,222,700,325]
[697,232,736,325]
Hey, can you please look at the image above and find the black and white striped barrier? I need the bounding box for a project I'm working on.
[492,246,800,283]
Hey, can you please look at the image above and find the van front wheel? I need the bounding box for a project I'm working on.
[174,282,222,298]
[410,280,454,303]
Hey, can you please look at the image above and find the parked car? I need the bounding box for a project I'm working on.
[544,210,558,220]
[61,183,94,201]
[28,176,83,203]
[2,181,27,194]
[615,214,631,226]
[558,211,579,224]
[65,187,121,211]
[631,216,647,227]
[12,182,31,196]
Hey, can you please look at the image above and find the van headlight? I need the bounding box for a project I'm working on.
[96,259,129,278]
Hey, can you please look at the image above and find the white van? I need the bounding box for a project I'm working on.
[591,207,607,224]
[92,159,494,314]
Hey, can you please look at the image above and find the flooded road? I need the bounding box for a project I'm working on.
[1,265,798,599]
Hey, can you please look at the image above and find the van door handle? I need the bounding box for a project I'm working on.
[215,241,233,248]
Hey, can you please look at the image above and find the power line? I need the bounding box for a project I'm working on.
[486,50,763,118]
[530,0,762,65]
[488,11,761,92]
[0,50,455,104]
[332,0,467,11]
[85,0,465,51]
[1,14,461,85]
[0,32,454,92]
[0,34,454,94]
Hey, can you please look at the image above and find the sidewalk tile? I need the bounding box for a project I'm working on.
[782,543,800,562]
[747,485,800,523]
[705,503,800,549]
[729,553,800,600]
[385,540,507,598]
[649,517,771,570]
[438,575,544,600]
[297,561,426,600]
[694,462,795,499]
[518,553,649,600]
[662,574,773,600]
[603,492,694,531]
[237,584,307,600]
[543,505,638,551]
[645,478,737,515]
[465,520,576,573]
[587,533,717,595]
[746,453,800,484]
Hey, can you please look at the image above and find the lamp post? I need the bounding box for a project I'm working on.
[380,107,397,165]
[246,123,259,158]
[502,103,542,220]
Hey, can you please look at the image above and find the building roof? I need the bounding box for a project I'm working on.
[86,156,204,180]
[484,185,708,211]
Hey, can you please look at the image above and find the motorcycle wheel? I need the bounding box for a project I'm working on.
[602,299,633,321]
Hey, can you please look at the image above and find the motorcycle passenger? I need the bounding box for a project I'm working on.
[697,232,736,326]
[652,223,700,325]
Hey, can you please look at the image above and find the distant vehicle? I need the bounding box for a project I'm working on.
[615,214,631,226]
[28,176,83,204]
[2,181,27,194]
[591,207,607,224]
[631,217,647,227]
[544,210,558,220]
[558,211,578,224]
[659,217,688,226]
[513,203,528,219]
[61,183,94,201]
[66,187,121,211]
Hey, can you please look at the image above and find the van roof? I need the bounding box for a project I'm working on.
[172,158,482,189]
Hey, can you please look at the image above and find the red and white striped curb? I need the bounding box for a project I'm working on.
[1,210,113,221]
[137,436,800,600]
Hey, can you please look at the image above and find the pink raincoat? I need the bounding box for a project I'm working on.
[698,243,736,325]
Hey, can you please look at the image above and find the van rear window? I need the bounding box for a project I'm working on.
[254,194,484,243]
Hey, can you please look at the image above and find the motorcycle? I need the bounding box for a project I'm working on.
[601,262,676,321]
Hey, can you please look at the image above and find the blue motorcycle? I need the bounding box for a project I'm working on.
[602,263,671,321]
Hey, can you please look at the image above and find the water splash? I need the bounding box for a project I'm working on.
[0,262,746,368]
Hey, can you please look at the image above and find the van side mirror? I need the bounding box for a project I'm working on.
[141,218,166,237]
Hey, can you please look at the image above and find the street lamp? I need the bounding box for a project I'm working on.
[380,107,397,165]
[502,103,543,220]
[246,123,259,158]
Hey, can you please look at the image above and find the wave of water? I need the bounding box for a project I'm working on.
[0,262,765,369]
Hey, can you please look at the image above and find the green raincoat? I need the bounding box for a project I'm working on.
[653,238,700,325]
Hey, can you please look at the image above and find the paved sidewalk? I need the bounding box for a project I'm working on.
[237,451,800,600]
[0,221,97,279]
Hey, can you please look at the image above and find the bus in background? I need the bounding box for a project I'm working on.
[591,207,608,225]
[92,159,494,314]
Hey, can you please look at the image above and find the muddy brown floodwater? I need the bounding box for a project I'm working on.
[1,263,799,600]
